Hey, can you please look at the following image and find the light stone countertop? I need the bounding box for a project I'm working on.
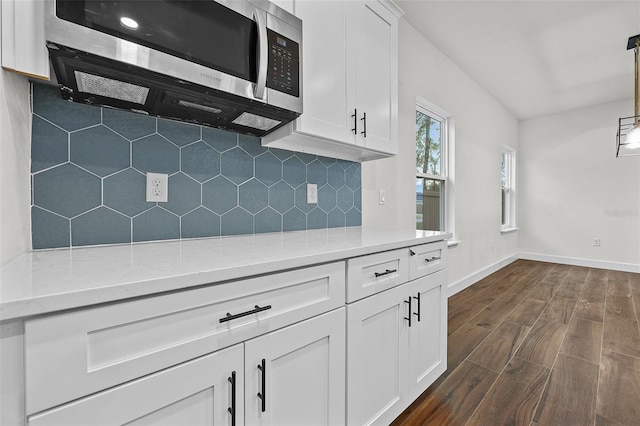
[0,227,450,321]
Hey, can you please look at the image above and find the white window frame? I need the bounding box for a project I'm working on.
[501,145,517,232]
[415,97,455,238]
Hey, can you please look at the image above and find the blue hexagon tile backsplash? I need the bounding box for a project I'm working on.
[30,83,362,249]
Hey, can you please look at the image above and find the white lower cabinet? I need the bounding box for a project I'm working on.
[27,308,345,426]
[28,344,245,426]
[245,308,346,426]
[347,269,447,425]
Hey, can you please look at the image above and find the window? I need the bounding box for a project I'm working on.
[416,101,450,232]
[501,146,516,230]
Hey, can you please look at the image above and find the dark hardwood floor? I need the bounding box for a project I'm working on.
[392,260,640,426]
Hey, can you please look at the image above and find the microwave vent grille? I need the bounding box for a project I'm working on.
[74,71,150,105]
[232,112,281,131]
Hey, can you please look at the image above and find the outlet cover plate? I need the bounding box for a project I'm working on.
[146,172,168,202]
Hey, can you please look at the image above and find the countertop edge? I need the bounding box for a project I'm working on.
[1,229,450,321]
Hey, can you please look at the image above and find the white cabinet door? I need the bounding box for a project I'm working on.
[351,0,398,154]
[294,0,356,145]
[346,284,408,426]
[245,308,346,426]
[28,344,244,426]
[407,269,447,401]
[1,0,49,79]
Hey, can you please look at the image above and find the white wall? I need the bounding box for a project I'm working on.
[0,14,32,266]
[363,19,520,287]
[519,99,640,271]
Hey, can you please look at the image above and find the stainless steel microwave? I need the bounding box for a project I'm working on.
[44,0,302,137]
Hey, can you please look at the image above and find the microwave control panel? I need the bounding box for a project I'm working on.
[267,29,300,97]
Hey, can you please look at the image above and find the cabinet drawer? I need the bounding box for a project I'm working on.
[346,248,409,302]
[25,261,345,415]
[409,241,447,280]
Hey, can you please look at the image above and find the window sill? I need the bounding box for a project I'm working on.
[500,227,519,234]
[447,239,461,248]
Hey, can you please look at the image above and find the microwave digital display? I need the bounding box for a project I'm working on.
[267,29,300,97]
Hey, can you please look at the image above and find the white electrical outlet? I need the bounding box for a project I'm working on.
[593,238,600,247]
[307,183,318,204]
[146,172,168,202]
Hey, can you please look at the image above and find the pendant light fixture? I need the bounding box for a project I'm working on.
[617,34,640,157]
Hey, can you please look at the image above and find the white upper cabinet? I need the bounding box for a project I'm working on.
[263,0,402,162]
[1,0,49,80]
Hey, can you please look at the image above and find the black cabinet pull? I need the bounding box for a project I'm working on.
[374,268,397,278]
[351,109,357,134]
[257,359,266,412]
[227,371,236,426]
[360,112,367,137]
[410,249,416,256]
[425,256,441,263]
[404,297,412,327]
[413,292,421,322]
[219,304,272,323]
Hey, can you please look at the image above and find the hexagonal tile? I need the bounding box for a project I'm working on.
[132,134,180,174]
[132,207,180,242]
[33,164,101,218]
[238,134,267,156]
[239,179,268,214]
[71,207,131,246]
[283,207,305,231]
[269,181,294,214]
[318,184,337,213]
[337,159,353,169]
[203,127,237,152]
[269,147,293,161]
[354,187,362,211]
[255,152,282,186]
[103,108,156,140]
[221,207,253,236]
[70,125,130,177]
[157,118,200,147]
[33,83,101,131]
[328,163,346,189]
[307,208,327,230]
[294,185,315,213]
[221,147,253,184]
[31,115,68,173]
[295,152,316,164]
[328,208,346,228]
[307,160,328,187]
[283,156,306,188]
[181,207,220,238]
[346,207,362,227]
[31,207,70,249]
[255,207,282,234]
[202,176,238,214]
[345,163,361,190]
[181,141,220,182]
[318,156,337,167]
[104,168,151,217]
[337,186,354,212]
[164,173,201,216]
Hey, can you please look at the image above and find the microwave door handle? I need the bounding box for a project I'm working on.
[253,10,268,100]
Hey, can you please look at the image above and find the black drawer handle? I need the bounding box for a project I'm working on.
[374,268,397,278]
[413,292,421,322]
[425,256,441,263]
[219,304,272,323]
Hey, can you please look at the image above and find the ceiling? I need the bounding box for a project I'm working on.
[396,0,640,120]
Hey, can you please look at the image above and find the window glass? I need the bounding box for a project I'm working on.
[416,178,444,231]
[416,111,442,176]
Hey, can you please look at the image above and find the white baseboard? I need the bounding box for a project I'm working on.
[518,252,640,274]
[447,255,518,297]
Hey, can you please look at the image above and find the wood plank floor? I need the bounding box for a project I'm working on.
[392,260,640,426]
